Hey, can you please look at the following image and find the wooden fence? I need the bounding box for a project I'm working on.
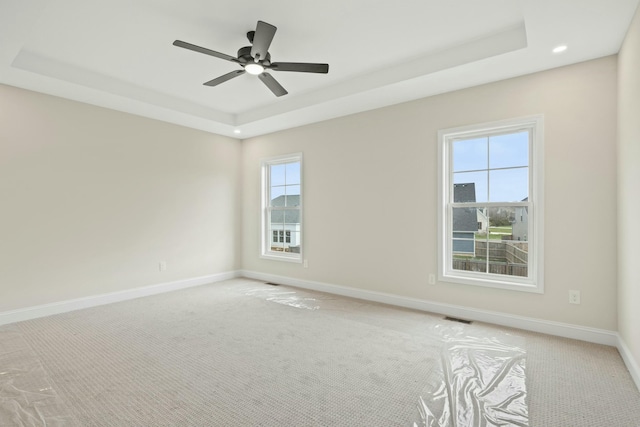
[452,258,528,277]
[453,240,528,277]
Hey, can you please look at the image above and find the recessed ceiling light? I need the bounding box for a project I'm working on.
[552,45,568,54]
[233,129,241,134]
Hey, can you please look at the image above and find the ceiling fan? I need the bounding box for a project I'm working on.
[173,20,329,97]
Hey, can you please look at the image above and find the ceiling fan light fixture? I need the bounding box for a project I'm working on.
[552,44,568,54]
[245,63,264,75]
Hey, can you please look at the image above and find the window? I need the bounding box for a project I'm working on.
[438,116,544,292]
[271,230,292,244]
[261,153,302,262]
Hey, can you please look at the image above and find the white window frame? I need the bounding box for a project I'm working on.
[437,116,544,293]
[261,153,303,263]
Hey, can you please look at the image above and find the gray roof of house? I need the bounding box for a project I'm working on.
[270,195,300,224]
[453,183,477,232]
[271,195,299,207]
[454,183,476,203]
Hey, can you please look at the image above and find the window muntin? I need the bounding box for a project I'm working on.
[439,117,543,293]
[261,154,302,262]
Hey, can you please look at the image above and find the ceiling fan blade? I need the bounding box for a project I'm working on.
[270,62,329,73]
[246,31,255,44]
[259,73,288,97]
[173,40,238,63]
[250,21,277,60]
[203,70,246,87]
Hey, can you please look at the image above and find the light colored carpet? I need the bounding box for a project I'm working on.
[1,278,639,426]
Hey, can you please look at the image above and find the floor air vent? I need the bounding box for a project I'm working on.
[444,316,472,324]
[264,282,280,286]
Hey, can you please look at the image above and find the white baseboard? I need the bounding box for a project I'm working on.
[617,335,640,392]
[241,270,618,347]
[0,270,241,326]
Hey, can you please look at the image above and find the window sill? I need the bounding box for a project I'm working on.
[439,272,543,294]
[260,252,302,263]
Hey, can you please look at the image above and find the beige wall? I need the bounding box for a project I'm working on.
[242,56,619,330]
[0,85,241,312]
[618,5,640,370]
[0,55,623,332]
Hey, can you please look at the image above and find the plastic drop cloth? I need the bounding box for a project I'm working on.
[414,322,528,427]
[0,326,77,426]
[242,282,529,426]
[243,282,529,426]
[243,285,325,310]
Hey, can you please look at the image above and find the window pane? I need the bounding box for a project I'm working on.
[452,207,477,256]
[453,137,488,172]
[270,164,286,186]
[489,167,528,202]
[485,250,508,275]
[286,184,301,196]
[284,210,301,225]
[452,256,487,273]
[486,206,515,229]
[285,162,301,185]
[489,132,528,169]
[270,186,285,206]
[284,194,300,207]
[270,209,285,228]
[475,208,490,240]
[452,235,476,255]
[451,204,485,273]
[287,232,301,253]
[270,221,285,251]
[511,206,529,243]
[450,205,529,278]
[453,172,488,203]
[486,206,528,278]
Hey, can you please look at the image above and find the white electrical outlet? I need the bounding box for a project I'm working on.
[159,261,167,272]
[569,290,581,304]
[428,274,436,285]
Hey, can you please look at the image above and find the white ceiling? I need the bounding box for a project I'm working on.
[1,0,638,139]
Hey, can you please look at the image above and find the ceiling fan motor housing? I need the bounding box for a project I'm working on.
[237,46,270,65]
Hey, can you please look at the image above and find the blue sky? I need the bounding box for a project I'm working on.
[453,131,529,203]
[270,161,300,201]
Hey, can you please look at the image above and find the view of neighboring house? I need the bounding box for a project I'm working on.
[452,184,530,276]
[513,197,529,241]
[452,183,477,254]
[270,194,301,252]
[477,208,489,234]
[453,184,528,253]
